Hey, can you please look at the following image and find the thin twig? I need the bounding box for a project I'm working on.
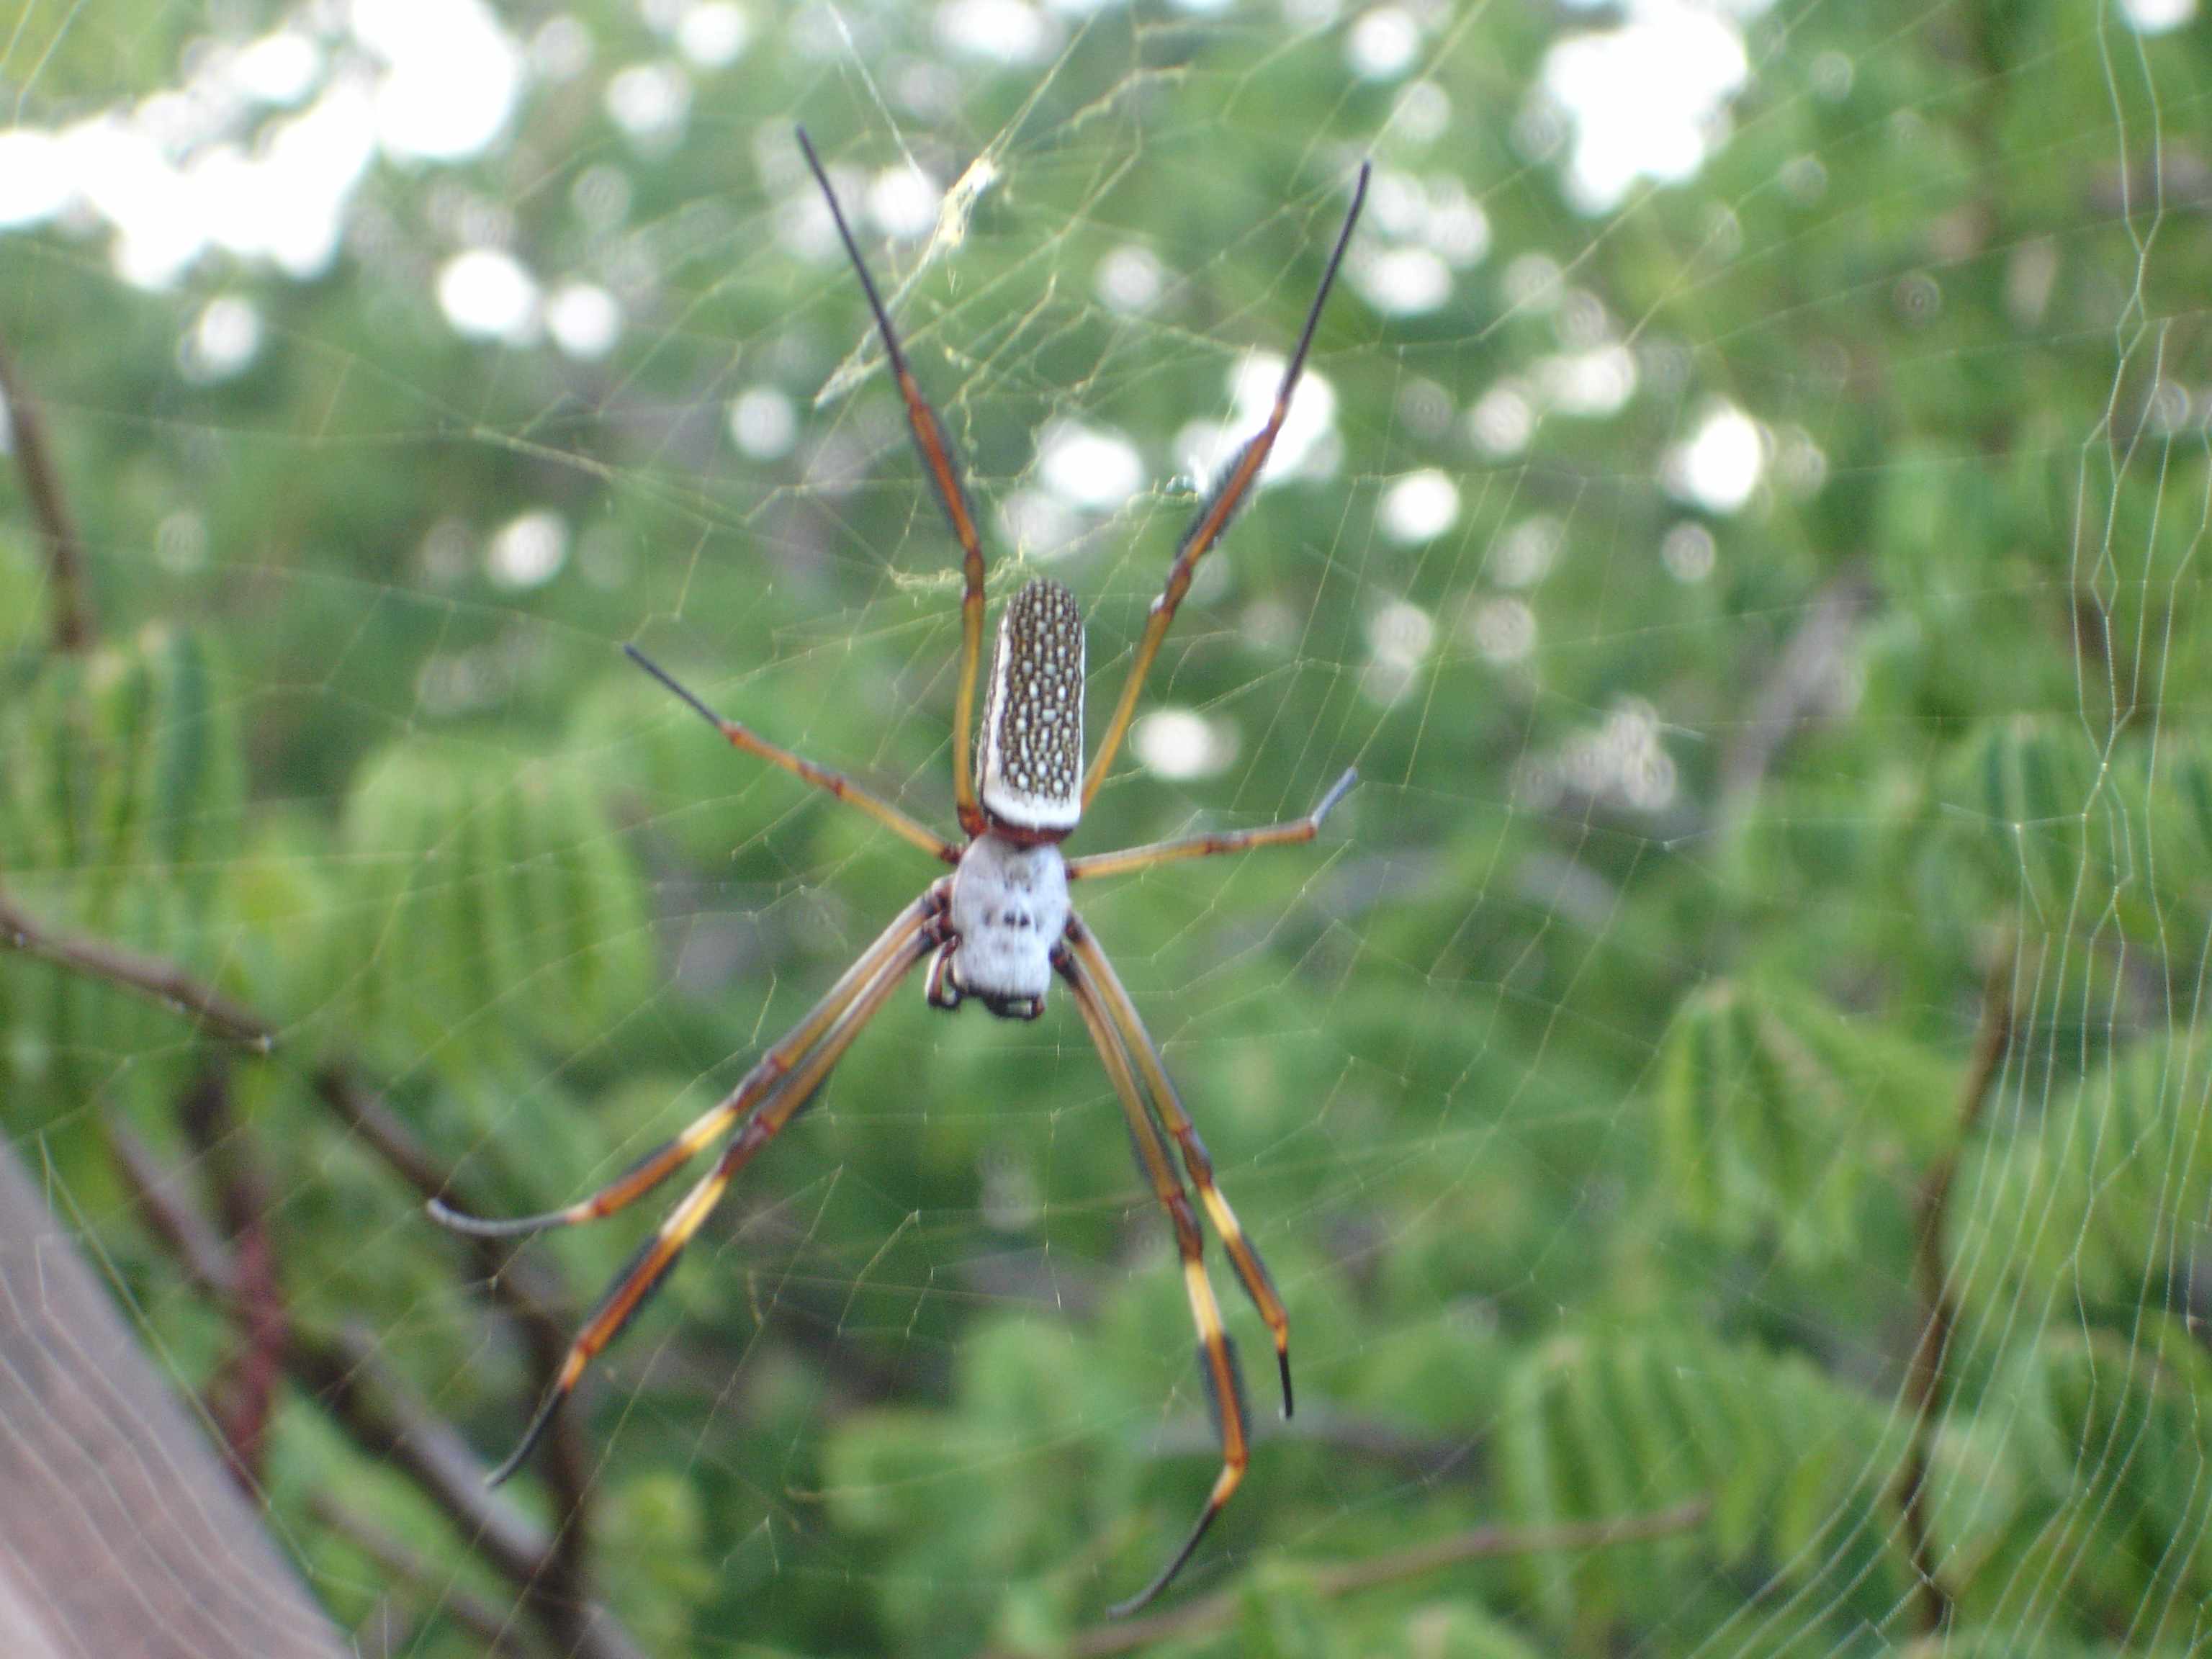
[284,1329,567,1604]
[107,1120,546,1579]
[1716,570,1877,835]
[105,1117,646,1659]
[0,891,275,1049]
[104,1115,235,1291]
[0,336,619,1650]
[1146,1406,1480,1484]
[8,890,621,1649]
[0,330,94,650]
[180,1066,288,1494]
[307,1494,532,1656]
[1008,1498,1712,1659]
[1896,942,2016,1635]
[312,1069,568,1328]
[313,1066,597,1647]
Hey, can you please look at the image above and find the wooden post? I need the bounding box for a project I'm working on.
[0,1138,346,1659]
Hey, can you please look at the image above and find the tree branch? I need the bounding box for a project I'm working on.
[313,1066,598,1647]
[1144,1405,1480,1485]
[306,1494,533,1655]
[4,883,626,1653]
[1007,1498,1711,1659]
[0,330,94,651]
[1896,941,2016,1634]
[0,891,275,1050]
[104,1117,644,1659]
[0,305,621,1655]
[180,1066,288,1494]
[1717,569,1877,835]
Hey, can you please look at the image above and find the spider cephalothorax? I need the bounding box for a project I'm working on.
[933,830,1070,1020]
[431,129,1369,1617]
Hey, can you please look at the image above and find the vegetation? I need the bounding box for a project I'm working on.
[2,3,2207,1656]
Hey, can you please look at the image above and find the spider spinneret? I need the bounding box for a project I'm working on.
[429,126,1371,1617]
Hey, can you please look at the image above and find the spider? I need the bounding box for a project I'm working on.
[431,130,1370,1615]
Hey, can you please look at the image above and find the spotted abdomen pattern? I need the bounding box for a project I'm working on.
[976,576,1085,835]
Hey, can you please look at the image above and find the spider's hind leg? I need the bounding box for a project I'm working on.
[925,940,963,1010]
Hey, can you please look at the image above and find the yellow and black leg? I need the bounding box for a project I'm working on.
[1059,945,1251,1616]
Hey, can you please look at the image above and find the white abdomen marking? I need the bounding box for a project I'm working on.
[948,835,1069,1011]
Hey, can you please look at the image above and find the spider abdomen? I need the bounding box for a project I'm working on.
[945,833,1069,1016]
[976,576,1085,837]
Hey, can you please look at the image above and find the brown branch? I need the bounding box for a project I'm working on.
[0,331,94,651]
[307,1495,532,1657]
[1717,569,1877,833]
[1895,942,2016,1635]
[287,1329,565,1600]
[0,351,619,1642]
[1146,1405,1480,1485]
[4,891,619,1650]
[1006,1498,1712,1659]
[107,1118,544,1578]
[180,1066,288,1493]
[312,1065,598,1648]
[105,1117,645,1659]
[0,891,275,1050]
[104,1115,236,1292]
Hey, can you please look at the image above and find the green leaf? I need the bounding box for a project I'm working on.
[1655,976,1953,1264]
[1498,1325,1903,1630]
[1952,1033,2210,1318]
[331,745,651,1078]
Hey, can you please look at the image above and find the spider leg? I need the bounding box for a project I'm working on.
[1082,163,1370,812]
[1059,945,1249,1617]
[1064,917,1295,1418]
[624,645,958,864]
[484,921,938,1488]
[430,886,948,1238]
[796,128,990,839]
[1065,768,1356,884]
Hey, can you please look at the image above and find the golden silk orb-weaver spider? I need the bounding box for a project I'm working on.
[429,130,1370,1616]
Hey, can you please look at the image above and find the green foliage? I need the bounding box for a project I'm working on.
[329,743,652,1076]
[0,624,246,1126]
[1952,1033,2209,1320]
[1935,1318,2212,1642]
[1656,976,1954,1264]
[1498,1326,1903,1628]
[4,4,2210,1658]
[2,624,243,906]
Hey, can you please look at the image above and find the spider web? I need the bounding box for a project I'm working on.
[1,1,2208,1656]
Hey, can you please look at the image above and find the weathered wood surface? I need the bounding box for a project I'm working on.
[0,1137,347,1659]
